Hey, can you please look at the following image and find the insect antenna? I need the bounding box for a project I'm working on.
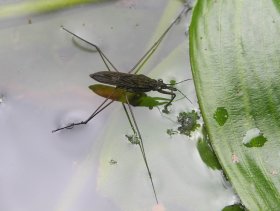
[176,88,193,105]
[167,78,192,85]
[165,79,193,105]
[123,97,159,204]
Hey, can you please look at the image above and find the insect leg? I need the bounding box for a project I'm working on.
[52,98,115,133]
[61,27,118,72]
[123,96,159,204]
[53,28,122,133]
[176,88,193,105]
[129,5,191,75]
[157,89,176,113]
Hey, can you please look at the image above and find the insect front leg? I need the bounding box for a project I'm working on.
[157,89,176,113]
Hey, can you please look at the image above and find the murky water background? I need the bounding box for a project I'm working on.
[0,1,238,210]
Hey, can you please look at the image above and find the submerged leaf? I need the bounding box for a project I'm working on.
[197,126,222,170]
[222,204,246,211]
[89,84,169,108]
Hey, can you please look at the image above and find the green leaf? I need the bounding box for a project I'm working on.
[197,126,222,170]
[89,84,169,108]
[222,204,246,211]
[190,0,280,209]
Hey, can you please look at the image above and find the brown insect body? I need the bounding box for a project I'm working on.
[90,71,177,94]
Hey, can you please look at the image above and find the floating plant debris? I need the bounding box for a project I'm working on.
[166,110,200,137]
[177,110,200,136]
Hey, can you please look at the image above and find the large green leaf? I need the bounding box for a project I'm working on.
[190,0,280,210]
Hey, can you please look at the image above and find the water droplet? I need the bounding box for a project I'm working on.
[213,107,228,126]
[242,128,267,148]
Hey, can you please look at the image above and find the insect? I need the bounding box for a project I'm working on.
[53,4,192,204]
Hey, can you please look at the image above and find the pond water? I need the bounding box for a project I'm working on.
[0,1,238,210]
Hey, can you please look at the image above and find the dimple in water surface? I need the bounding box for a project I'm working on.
[242,128,267,148]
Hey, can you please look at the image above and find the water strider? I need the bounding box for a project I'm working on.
[53,4,192,204]
[90,71,191,112]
